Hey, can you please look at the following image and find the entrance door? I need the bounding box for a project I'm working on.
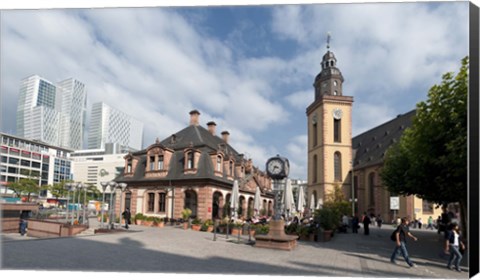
[184,190,198,217]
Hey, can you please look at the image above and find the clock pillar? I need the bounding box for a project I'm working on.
[306,39,354,211]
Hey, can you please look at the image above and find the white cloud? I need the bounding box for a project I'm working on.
[285,89,311,110]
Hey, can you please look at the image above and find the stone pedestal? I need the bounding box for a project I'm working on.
[254,220,298,251]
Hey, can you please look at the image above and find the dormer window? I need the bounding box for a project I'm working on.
[229,160,234,176]
[127,159,132,173]
[149,156,155,171]
[216,155,222,171]
[158,155,164,170]
[187,152,194,169]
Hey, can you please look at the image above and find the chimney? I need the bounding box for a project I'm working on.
[207,121,217,135]
[189,109,200,126]
[221,131,230,143]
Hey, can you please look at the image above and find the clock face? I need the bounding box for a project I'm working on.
[333,108,343,120]
[267,159,283,175]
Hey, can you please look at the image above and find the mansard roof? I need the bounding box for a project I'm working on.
[116,124,253,186]
[352,109,416,170]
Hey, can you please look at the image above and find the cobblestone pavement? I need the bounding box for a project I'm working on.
[0,219,471,279]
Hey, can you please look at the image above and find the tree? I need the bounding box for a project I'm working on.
[381,56,468,235]
[8,178,40,202]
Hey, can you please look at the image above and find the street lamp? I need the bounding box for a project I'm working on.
[100,182,109,229]
[64,183,72,223]
[76,183,84,224]
[77,182,87,225]
[117,182,127,228]
[107,181,116,229]
[71,184,77,224]
[351,161,355,217]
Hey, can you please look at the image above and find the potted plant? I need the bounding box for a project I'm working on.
[181,208,192,230]
[296,225,310,241]
[231,220,243,236]
[315,208,337,242]
[248,223,257,237]
[203,219,214,232]
[153,217,164,228]
[142,216,154,226]
[191,218,202,231]
[255,224,269,235]
[134,213,144,225]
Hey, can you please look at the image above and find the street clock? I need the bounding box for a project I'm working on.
[266,155,290,180]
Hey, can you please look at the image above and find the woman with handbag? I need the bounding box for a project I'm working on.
[446,223,465,272]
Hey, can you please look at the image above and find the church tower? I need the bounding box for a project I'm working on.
[306,35,353,210]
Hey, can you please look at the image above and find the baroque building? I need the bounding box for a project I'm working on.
[113,110,274,221]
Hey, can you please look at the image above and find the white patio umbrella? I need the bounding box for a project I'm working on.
[283,179,295,219]
[230,180,240,220]
[296,185,306,215]
[310,194,316,213]
[253,186,262,216]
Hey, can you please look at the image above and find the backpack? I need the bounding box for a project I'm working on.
[390,229,398,241]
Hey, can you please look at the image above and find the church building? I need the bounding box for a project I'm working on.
[306,40,442,223]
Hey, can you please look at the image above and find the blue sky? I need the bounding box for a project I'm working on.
[0,1,470,180]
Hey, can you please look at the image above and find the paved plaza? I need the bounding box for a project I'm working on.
[0,219,470,278]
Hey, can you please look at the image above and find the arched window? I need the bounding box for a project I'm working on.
[127,159,132,173]
[187,152,194,169]
[313,155,318,183]
[184,190,198,217]
[229,160,234,175]
[311,191,317,209]
[334,152,342,181]
[334,119,341,142]
[313,122,318,147]
[216,155,222,171]
[369,172,375,206]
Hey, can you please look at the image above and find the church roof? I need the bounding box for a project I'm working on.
[352,110,416,170]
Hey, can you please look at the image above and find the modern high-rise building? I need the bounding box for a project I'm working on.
[15,75,87,150]
[87,102,143,150]
[16,75,60,146]
[56,78,87,150]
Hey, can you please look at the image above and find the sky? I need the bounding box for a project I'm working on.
[0,1,470,181]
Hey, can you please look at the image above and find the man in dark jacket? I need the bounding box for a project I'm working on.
[390,217,418,268]
[363,213,371,235]
[122,208,131,229]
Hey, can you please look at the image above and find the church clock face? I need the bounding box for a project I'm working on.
[333,108,343,120]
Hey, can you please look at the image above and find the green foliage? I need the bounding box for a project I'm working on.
[314,208,338,231]
[181,208,192,220]
[203,219,213,226]
[152,217,163,225]
[8,177,40,202]
[255,224,269,235]
[285,223,298,235]
[134,213,145,221]
[192,218,202,225]
[381,56,468,234]
[323,185,351,219]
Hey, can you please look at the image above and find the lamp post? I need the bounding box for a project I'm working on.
[351,161,355,217]
[117,182,127,228]
[100,182,109,229]
[71,184,77,224]
[108,182,117,229]
[64,183,72,223]
[76,183,84,224]
[78,182,87,225]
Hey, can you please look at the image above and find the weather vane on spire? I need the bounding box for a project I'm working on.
[327,31,331,50]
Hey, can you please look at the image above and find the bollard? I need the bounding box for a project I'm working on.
[226,221,229,240]
[248,223,251,243]
[213,219,217,241]
[237,225,240,243]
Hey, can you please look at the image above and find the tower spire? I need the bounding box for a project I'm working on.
[327,32,331,50]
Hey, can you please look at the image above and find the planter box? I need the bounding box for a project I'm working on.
[191,224,201,231]
[231,228,242,236]
[206,225,214,232]
[183,222,189,230]
[142,221,154,227]
[135,220,142,225]
[155,222,164,228]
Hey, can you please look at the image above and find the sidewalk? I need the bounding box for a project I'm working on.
[1,221,469,278]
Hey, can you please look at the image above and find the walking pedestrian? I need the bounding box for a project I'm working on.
[362,213,371,235]
[427,216,434,230]
[446,223,465,272]
[418,218,422,229]
[376,214,383,228]
[352,215,359,234]
[390,217,418,268]
[122,208,131,229]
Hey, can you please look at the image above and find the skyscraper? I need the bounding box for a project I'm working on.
[87,102,143,150]
[15,75,87,150]
[56,78,87,150]
[16,75,60,145]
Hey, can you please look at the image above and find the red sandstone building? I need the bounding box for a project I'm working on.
[113,110,274,221]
